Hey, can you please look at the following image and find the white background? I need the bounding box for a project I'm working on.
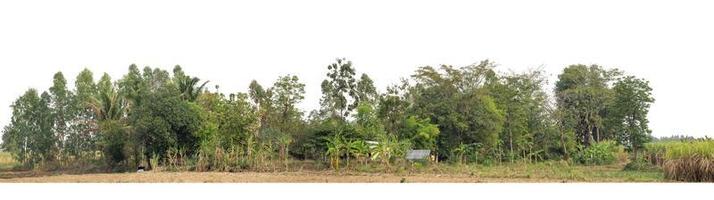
[1,0,713,196]
[1,0,713,140]
[0,183,711,199]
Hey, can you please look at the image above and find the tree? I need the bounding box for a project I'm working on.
[132,87,202,169]
[408,61,503,161]
[66,68,98,159]
[356,73,378,105]
[555,65,618,147]
[49,72,74,156]
[173,65,209,102]
[461,94,504,157]
[90,73,127,121]
[99,120,129,168]
[118,64,146,107]
[117,64,147,166]
[1,89,56,167]
[403,116,440,150]
[490,69,558,161]
[607,76,654,157]
[129,67,203,169]
[320,58,358,119]
[377,80,410,136]
[249,80,273,133]
[271,74,305,134]
[354,102,386,140]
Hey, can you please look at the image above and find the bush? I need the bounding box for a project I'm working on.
[99,120,129,170]
[576,140,623,165]
[623,158,659,171]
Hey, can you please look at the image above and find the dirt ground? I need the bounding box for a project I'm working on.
[0,171,565,183]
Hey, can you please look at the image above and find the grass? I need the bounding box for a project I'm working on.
[644,140,714,182]
[0,151,19,171]
[402,161,662,182]
[655,140,714,182]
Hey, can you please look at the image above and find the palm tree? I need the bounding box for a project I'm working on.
[177,76,209,102]
[87,87,127,121]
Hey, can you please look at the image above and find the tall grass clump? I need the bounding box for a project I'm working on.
[662,140,714,182]
[644,142,668,166]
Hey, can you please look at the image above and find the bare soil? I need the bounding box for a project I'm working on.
[0,171,563,183]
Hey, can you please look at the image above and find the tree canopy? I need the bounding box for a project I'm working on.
[1,60,654,170]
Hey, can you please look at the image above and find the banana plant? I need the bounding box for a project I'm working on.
[326,134,346,171]
[348,140,370,166]
[451,143,468,164]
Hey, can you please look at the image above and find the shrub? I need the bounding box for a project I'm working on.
[623,158,659,171]
[576,140,623,165]
[99,120,129,170]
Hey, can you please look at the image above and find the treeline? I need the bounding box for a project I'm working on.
[0,59,654,171]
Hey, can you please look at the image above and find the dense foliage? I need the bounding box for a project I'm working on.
[1,59,655,172]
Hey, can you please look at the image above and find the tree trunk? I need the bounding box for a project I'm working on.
[509,129,514,163]
[145,153,152,170]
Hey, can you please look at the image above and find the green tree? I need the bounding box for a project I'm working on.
[118,64,146,107]
[249,80,273,133]
[354,102,386,140]
[356,73,378,105]
[409,61,503,161]
[1,89,56,167]
[271,75,305,133]
[607,76,654,158]
[555,65,618,147]
[90,73,127,121]
[66,68,98,159]
[49,72,74,157]
[490,69,558,161]
[377,80,410,136]
[173,65,209,102]
[403,116,440,150]
[320,58,358,119]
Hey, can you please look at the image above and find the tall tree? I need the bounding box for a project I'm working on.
[1,89,56,166]
[356,73,378,105]
[66,68,98,159]
[320,58,358,119]
[490,69,558,161]
[49,72,74,154]
[409,61,504,160]
[555,64,618,147]
[377,80,410,136]
[249,80,273,134]
[173,65,209,102]
[118,64,146,107]
[607,76,654,157]
[91,73,127,121]
[271,75,306,132]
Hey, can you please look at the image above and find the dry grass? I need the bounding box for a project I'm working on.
[0,152,19,171]
[664,158,714,182]
[648,140,714,182]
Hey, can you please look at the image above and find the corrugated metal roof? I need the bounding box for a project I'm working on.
[406,150,431,160]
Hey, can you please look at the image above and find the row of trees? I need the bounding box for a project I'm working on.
[1,59,654,170]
